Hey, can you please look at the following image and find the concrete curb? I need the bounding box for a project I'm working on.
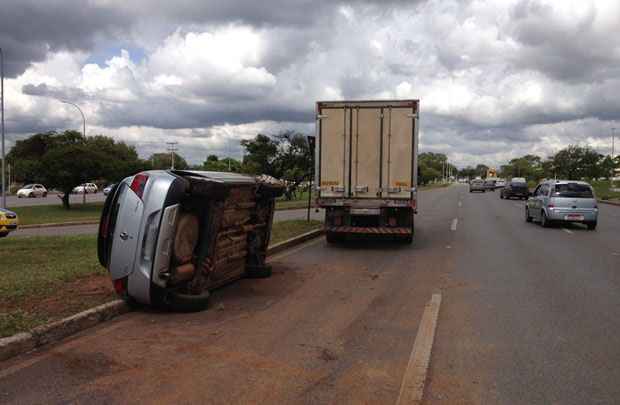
[267,227,325,256]
[20,220,100,229]
[0,300,129,362]
[598,199,620,207]
[0,228,325,363]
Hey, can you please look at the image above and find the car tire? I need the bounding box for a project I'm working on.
[586,221,597,230]
[17,194,22,198]
[28,193,34,198]
[525,207,532,222]
[246,264,273,278]
[540,211,550,228]
[43,192,47,197]
[500,194,504,199]
[0,232,8,238]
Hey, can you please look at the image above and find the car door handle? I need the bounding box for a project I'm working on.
[120,232,129,240]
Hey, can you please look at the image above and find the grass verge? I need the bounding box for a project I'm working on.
[591,180,620,201]
[12,202,104,226]
[0,219,322,337]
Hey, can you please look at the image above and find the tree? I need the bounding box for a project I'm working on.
[202,154,241,172]
[8,130,147,209]
[148,152,189,170]
[273,130,313,184]
[240,134,279,176]
[475,164,489,178]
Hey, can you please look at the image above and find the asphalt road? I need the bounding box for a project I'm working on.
[4,192,106,208]
[11,208,325,237]
[2,185,619,404]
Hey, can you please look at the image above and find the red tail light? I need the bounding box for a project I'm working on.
[130,173,149,199]
[334,216,342,226]
[548,204,554,208]
[389,216,397,227]
[113,277,128,295]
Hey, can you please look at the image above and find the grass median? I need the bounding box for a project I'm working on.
[0,219,322,338]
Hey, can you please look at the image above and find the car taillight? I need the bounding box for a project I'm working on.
[333,216,342,226]
[389,216,397,227]
[130,173,149,199]
[548,204,554,208]
[113,277,128,296]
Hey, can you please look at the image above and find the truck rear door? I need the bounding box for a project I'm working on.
[382,106,415,199]
[318,106,350,198]
[351,107,382,198]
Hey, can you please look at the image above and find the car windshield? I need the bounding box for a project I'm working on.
[552,183,593,198]
[511,181,527,187]
[23,184,34,189]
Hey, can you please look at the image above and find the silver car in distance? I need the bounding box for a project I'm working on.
[525,180,598,230]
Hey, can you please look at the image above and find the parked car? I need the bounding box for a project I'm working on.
[484,179,496,191]
[0,208,19,237]
[98,170,284,310]
[525,180,598,229]
[73,183,98,194]
[103,184,116,196]
[501,178,530,200]
[495,179,506,189]
[469,179,486,192]
[16,184,47,198]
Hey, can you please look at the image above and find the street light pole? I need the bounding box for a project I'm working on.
[1,47,6,209]
[61,100,87,204]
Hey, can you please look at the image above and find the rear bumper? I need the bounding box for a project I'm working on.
[326,226,412,235]
[547,210,598,222]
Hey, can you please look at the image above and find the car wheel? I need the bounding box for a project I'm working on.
[43,192,47,197]
[0,232,8,238]
[586,221,597,230]
[540,211,550,228]
[525,207,532,222]
[500,194,504,199]
[17,194,22,198]
[28,193,34,198]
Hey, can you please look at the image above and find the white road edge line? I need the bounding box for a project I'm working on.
[562,228,574,235]
[396,293,442,405]
[450,218,458,231]
[268,236,325,262]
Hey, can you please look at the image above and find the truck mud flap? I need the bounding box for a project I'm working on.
[326,226,412,235]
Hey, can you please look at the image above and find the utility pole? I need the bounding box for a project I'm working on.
[1,47,5,208]
[612,127,616,159]
[166,142,178,169]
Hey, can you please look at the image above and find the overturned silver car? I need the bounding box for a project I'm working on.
[98,170,284,310]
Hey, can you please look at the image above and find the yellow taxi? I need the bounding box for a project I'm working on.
[0,207,19,238]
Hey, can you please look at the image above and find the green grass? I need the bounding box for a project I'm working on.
[0,220,322,337]
[590,180,620,200]
[12,202,104,225]
[270,220,322,244]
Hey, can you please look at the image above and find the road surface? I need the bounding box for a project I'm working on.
[11,208,325,237]
[4,193,107,208]
[1,185,619,404]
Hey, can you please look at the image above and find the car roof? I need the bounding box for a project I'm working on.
[543,180,591,186]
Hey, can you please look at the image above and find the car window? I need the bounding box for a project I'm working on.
[552,183,593,198]
[23,184,33,189]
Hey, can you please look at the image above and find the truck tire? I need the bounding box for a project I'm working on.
[326,231,342,244]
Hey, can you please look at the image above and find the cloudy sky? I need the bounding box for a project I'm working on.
[1,0,619,168]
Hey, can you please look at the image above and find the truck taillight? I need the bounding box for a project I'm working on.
[130,173,149,199]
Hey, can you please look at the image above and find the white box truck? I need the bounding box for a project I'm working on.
[315,99,419,243]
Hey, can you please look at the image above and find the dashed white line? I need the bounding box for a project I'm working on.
[450,218,458,231]
[562,228,574,235]
[458,201,462,208]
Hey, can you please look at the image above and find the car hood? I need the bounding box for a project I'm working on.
[0,208,17,215]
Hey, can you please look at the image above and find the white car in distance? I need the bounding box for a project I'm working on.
[17,184,48,198]
[73,183,98,194]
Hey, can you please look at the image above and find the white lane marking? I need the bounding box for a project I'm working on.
[562,228,574,235]
[268,236,324,262]
[450,218,458,231]
[458,201,462,208]
[514,203,523,208]
[396,294,442,405]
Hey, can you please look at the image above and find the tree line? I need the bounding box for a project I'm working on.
[460,145,619,183]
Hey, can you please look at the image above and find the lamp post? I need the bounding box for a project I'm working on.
[1,47,6,208]
[61,100,86,204]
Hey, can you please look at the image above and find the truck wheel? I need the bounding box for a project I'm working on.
[246,264,272,279]
[326,232,342,244]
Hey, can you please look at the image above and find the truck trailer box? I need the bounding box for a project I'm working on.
[315,99,419,243]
